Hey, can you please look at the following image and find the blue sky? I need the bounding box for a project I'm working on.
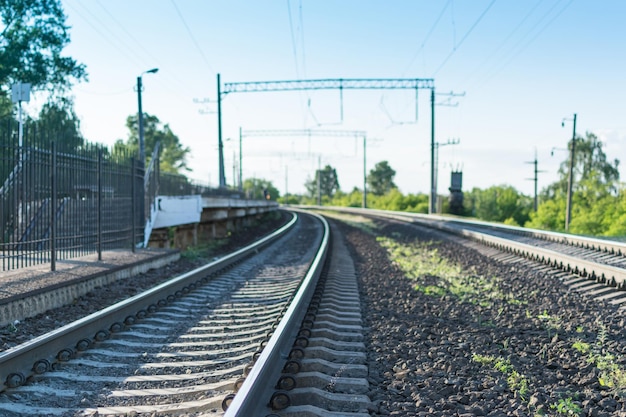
[36,0,626,196]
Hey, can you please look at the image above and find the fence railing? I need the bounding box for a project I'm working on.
[0,120,244,272]
[0,123,143,272]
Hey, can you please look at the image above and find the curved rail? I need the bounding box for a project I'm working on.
[224,210,330,416]
[0,212,299,392]
[305,206,626,287]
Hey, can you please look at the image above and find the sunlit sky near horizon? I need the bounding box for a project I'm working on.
[23,1,626,196]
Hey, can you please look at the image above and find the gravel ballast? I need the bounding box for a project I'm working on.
[335,216,626,417]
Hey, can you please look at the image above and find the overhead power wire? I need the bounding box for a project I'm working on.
[66,0,197,100]
[432,0,497,76]
[298,0,307,77]
[400,0,451,77]
[458,0,543,86]
[95,0,164,69]
[478,0,573,86]
[170,0,216,75]
[286,0,301,78]
[64,0,146,70]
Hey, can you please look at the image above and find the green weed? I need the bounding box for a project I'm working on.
[550,397,582,416]
[472,354,530,400]
[376,237,512,307]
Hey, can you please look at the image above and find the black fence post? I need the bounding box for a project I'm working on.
[131,157,136,253]
[50,141,57,271]
[97,150,102,261]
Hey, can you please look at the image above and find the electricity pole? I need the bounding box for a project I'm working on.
[525,149,545,212]
[562,113,577,232]
[217,74,226,188]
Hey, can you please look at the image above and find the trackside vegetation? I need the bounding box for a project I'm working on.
[280,132,624,238]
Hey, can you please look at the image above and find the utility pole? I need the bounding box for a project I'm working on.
[430,90,465,214]
[317,156,321,206]
[363,136,367,209]
[239,127,243,192]
[562,113,577,232]
[525,149,545,212]
[430,88,436,214]
[217,73,226,188]
[434,137,460,205]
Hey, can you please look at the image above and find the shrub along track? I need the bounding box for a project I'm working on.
[330,213,626,417]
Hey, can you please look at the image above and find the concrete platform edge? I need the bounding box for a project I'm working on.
[0,252,180,327]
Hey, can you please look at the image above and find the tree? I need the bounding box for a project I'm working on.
[544,132,619,200]
[0,0,86,94]
[367,160,397,196]
[243,178,279,200]
[531,132,621,234]
[119,114,190,174]
[305,165,339,199]
[464,185,532,226]
[30,98,84,151]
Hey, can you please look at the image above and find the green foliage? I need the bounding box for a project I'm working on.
[367,160,397,195]
[119,113,190,174]
[368,188,429,213]
[464,185,532,225]
[528,132,622,235]
[376,236,513,307]
[243,178,279,200]
[525,197,566,231]
[472,354,530,400]
[304,164,339,199]
[0,0,86,93]
[28,98,84,151]
[550,397,582,416]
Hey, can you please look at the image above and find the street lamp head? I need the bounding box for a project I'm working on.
[146,68,159,74]
[561,121,565,127]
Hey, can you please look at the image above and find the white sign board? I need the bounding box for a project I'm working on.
[153,195,203,229]
[11,83,31,103]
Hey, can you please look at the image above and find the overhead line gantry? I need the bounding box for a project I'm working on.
[217,75,438,213]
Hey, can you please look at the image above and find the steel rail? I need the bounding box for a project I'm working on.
[0,212,299,392]
[314,206,626,256]
[224,209,330,417]
[305,206,626,286]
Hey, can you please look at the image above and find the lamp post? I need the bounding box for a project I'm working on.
[137,68,159,167]
[561,113,577,232]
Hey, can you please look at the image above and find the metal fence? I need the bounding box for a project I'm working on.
[0,121,143,272]
[0,118,246,272]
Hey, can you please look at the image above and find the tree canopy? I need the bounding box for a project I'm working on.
[528,132,621,233]
[117,114,190,174]
[30,98,84,151]
[0,0,86,94]
[464,185,532,226]
[367,160,397,195]
[242,178,279,200]
[305,165,339,199]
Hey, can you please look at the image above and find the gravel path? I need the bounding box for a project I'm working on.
[335,217,626,417]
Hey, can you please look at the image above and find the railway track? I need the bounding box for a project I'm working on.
[316,207,626,296]
[0,211,339,416]
[3,205,626,416]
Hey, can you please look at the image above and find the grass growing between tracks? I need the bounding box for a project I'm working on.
[376,236,523,308]
[572,323,626,396]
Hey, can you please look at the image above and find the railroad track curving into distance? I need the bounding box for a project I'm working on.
[1,210,368,416]
[315,207,626,299]
[3,206,626,416]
